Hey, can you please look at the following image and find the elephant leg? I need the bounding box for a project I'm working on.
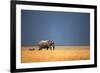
[47,47,48,50]
[39,47,42,50]
[50,46,52,50]
[53,46,55,50]
[53,48,55,50]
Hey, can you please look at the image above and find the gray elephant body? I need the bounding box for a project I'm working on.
[38,40,55,50]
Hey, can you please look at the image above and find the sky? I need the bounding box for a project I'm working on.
[21,10,90,46]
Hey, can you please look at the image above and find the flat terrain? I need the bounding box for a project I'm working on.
[21,46,90,63]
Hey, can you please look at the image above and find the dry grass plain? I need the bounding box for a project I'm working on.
[21,46,90,63]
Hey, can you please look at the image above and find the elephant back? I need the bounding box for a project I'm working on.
[38,40,49,46]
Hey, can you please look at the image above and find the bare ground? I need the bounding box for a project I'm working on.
[21,46,90,63]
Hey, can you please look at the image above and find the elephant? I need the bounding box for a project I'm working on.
[38,40,55,50]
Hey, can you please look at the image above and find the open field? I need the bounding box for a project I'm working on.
[21,46,90,63]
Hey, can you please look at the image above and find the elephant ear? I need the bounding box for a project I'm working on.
[51,40,54,44]
[47,40,51,45]
[47,40,50,44]
[47,40,53,43]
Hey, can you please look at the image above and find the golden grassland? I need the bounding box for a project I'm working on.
[21,46,90,63]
